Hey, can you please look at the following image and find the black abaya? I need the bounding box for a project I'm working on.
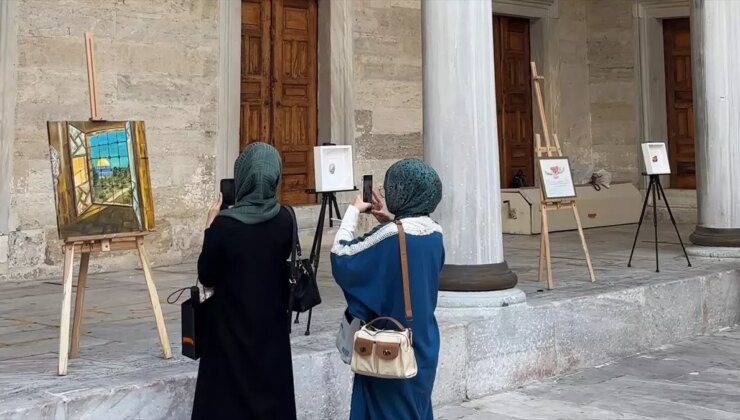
[192,209,296,420]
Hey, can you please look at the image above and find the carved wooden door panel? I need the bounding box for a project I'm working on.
[663,17,695,189]
[239,0,317,205]
[240,0,271,150]
[272,0,317,205]
[494,15,534,188]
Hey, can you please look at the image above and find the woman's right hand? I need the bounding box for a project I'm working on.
[371,187,393,223]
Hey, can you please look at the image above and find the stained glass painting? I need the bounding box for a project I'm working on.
[47,120,155,239]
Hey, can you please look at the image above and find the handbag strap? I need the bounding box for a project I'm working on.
[365,316,407,331]
[395,220,413,321]
[283,205,300,284]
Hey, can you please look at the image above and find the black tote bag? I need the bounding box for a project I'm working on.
[283,205,321,334]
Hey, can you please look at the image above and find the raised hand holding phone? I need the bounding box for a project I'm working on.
[371,187,393,223]
[362,175,373,211]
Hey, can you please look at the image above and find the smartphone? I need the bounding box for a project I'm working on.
[220,178,235,210]
[362,175,373,208]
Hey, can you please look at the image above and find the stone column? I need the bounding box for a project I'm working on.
[422,0,517,290]
[689,0,740,248]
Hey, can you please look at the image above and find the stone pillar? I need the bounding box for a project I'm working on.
[689,0,740,248]
[422,0,517,290]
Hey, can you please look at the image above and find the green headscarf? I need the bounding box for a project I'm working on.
[384,158,442,219]
[219,142,282,224]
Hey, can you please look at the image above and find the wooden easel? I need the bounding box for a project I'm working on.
[530,62,595,289]
[57,33,171,376]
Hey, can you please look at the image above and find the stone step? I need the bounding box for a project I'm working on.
[3,267,737,419]
[643,188,698,225]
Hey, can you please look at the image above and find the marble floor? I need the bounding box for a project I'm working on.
[436,328,740,420]
[0,222,737,416]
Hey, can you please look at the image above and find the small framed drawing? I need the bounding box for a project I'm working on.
[641,142,671,175]
[314,145,354,192]
[538,157,577,200]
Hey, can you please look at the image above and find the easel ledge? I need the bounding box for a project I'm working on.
[64,231,152,253]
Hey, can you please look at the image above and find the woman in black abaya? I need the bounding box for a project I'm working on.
[192,143,296,419]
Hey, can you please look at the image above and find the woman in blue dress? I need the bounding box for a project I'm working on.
[331,158,444,420]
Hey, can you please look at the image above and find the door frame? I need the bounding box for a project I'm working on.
[493,14,535,188]
[217,0,355,190]
[491,0,556,188]
[633,0,690,188]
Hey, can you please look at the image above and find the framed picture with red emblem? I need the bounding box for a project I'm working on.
[641,142,671,175]
[538,157,576,200]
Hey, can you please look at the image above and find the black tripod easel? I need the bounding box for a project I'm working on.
[292,188,355,335]
[627,173,691,272]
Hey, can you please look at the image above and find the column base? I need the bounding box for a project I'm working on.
[686,246,740,259]
[689,226,740,247]
[439,261,517,291]
[437,288,526,308]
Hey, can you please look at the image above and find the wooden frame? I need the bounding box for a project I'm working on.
[56,33,170,376]
[641,142,671,175]
[531,61,595,289]
[537,156,577,200]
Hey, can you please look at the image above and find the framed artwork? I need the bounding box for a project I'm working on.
[538,157,576,200]
[641,142,671,175]
[313,145,354,192]
[47,120,155,239]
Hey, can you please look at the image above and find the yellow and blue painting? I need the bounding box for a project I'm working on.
[47,120,155,239]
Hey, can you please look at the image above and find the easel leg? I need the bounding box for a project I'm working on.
[572,203,595,282]
[69,252,90,359]
[628,177,653,267]
[58,244,75,376]
[541,204,553,290]
[331,194,342,221]
[656,179,691,267]
[136,238,172,359]
[538,230,545,282]
[652,178,659,272]
[310,193,329,270]
[328,195,334,228]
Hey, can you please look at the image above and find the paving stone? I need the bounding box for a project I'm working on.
[440,330,740,420]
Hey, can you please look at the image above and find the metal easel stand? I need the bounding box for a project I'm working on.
[292,188,352,335]
[627,173,691,272]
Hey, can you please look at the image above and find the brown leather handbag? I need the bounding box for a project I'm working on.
[350,220,417,379]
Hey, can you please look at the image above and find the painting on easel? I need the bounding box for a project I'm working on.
[47,120,155,238]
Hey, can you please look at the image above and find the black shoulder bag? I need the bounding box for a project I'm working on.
[168,283,214,360]
[511,170,527,188]
[283,205,321,335]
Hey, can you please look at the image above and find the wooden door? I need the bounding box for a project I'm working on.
[240,0,271,149]
[494,15,534,188]
[239,0,317,205]
[272,0,317,204]
[663,18,695,189]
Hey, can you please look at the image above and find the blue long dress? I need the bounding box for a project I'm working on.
[331,207,444,420]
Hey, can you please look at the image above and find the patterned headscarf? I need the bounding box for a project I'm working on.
[219,142,282,224]
[384,158,442,219]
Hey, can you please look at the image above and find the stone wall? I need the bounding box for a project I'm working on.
[585,0,639,183]
[544,0,639,184]
[351,0,423,191]
[1,0,219,281]
[547,0,594,180]
[348,0,423,231]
